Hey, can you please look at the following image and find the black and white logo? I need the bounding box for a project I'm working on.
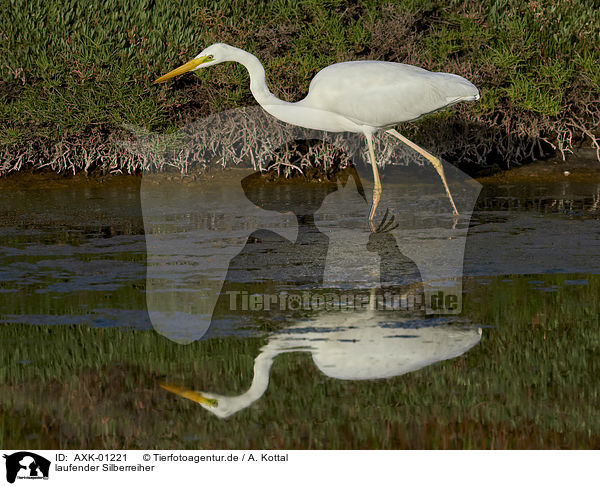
[3,452,50,483]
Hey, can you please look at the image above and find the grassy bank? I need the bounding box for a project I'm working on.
[1,0,599,174]
[1,274,599,449]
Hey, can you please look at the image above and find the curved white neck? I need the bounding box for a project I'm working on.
[228,48,287,108]
[209,350,276,418]
[240,351,274,403]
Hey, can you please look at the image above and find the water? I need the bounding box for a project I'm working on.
[0,175,148,329]
[1,168,599,448]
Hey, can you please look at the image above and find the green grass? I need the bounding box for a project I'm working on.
[1,0,599,172]
[1,273,599,449]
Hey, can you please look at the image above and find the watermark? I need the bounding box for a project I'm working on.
[122,106,481,343]
[226,289,459,313]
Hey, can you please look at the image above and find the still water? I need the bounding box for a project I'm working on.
[1,167,599,448]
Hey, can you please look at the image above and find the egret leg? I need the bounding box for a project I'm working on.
[365,132,382,231]
[386,128,459,216]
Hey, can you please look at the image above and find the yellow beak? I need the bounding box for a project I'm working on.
[154,56,212,83]
[160,383,218,407]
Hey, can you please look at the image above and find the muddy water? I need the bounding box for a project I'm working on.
[1,167,600,441]
[466,180,600,275]
[1,170,597,330]
[0,175,148,328]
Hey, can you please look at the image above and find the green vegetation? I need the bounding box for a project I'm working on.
[1,0,599,171]
[0,273,599,449]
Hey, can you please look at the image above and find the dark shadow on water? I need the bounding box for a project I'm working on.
[208,161,426,338]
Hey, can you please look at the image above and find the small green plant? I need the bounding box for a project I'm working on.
[1,0,598,174]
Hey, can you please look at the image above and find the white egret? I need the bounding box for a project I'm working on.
[160,289,482,418]
[155,43,480,228]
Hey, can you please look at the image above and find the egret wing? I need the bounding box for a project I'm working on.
[304,61,478,128]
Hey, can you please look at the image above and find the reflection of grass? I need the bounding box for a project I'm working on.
[1,274,599,449]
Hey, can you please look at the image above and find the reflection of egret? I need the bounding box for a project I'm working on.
[155,43,480,229]
[162,291,481,418]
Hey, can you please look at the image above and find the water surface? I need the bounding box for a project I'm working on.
[1,168,599,448]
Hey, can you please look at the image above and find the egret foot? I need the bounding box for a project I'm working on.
[372,208,399,233]
[368,183,382,224]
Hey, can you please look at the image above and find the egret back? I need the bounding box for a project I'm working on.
[302,61,479,129]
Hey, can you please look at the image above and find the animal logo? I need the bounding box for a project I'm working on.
[3,451,50,483]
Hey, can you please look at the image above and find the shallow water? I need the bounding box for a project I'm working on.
[2,171,597,329]
[0,175,148,329]
[1,168,599,448]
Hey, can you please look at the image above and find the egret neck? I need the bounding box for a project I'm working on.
[226,47,286,110]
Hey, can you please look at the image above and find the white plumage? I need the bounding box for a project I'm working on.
[156,43,480,225]
[161,297,482,418]
[303,61,479,129]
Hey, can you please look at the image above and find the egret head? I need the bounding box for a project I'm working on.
[159,383,246,419]
[190,392,246,419]
[154,43,235,83]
